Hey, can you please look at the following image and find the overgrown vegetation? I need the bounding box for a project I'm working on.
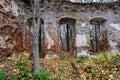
[0,52,120,79]
[0,69,5,80]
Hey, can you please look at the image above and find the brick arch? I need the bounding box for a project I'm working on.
[27,17,44,26]
[90,17,107,24]
[59,17,76,25]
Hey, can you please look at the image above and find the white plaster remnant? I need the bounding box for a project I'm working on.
[0,0,10,11]
[76,34,88,47]
[110,24,120,31]
[45,54,59,59]
[77,50,90,57]
[0,36,7,49]
[11,0,19,16]
[46,32,54,49]
[81,23,86,27]
[0,0,20,16]
[7,41,16,49]
[0,36,16,49]
[109,40,119,53]
[70,0,116,3]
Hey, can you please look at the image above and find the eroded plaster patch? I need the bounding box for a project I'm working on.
[77,50,90,57]
[110,24,120,31]
[81,23,86,27]
[46,32,54,49]
[11,0,19,16]
[0,36,8,49]
[76,34,88,47]
[0,36,16,49]
[0,0,10,11]
[109,40,119,53]
[7,41,16,49]
[0,0,20,16]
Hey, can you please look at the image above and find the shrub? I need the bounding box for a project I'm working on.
[76,57,83,63]
[0,69,5,80]
[10,77,18,80]
[58,63,68,73]
[61,77,67,80]
[98,52,112,67]
[33,68,52,80]
[17,66,33,79]
[7,52,30,66]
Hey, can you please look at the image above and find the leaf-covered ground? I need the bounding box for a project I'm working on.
[0,52,120,80]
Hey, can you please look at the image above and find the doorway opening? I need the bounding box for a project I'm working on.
[90,17,107,52]
[27,18,45,57]
[59,18,76,53]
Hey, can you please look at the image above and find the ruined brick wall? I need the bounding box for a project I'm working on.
[24,1,120,58]
[39,2,120,58]
[0,0,32,56]
[1,0,120,58]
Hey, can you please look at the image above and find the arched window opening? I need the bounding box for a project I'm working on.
[59,18,76,52]
[27,18,45,57]
[90,17,107,52]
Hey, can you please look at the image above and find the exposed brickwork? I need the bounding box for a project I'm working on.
[0,2,32,56]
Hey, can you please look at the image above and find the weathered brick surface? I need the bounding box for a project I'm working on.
[0,1,32,56]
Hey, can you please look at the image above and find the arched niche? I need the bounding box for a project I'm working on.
[27,17,45,58]
[59,17,76,52]
[89,17,108,52]
[27,17,44,27]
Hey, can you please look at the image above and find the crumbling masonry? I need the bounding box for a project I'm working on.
[0,0,120,59]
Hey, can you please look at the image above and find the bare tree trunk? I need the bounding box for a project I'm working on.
[32,0,41,72]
